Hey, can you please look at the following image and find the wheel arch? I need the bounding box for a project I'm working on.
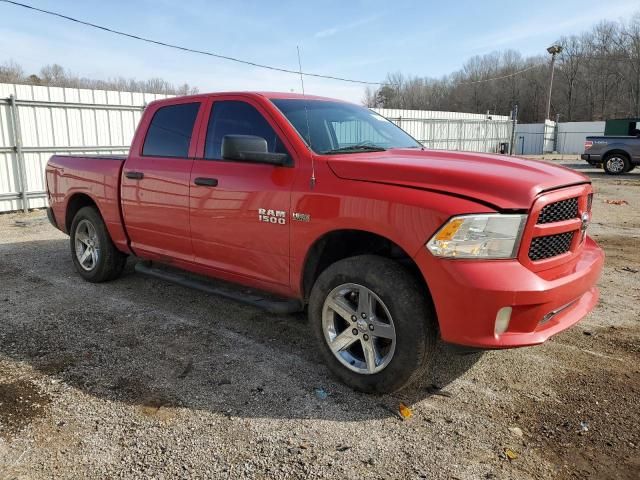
[300,229,434,309]
[64,193,101,233]
[603,149,631,161]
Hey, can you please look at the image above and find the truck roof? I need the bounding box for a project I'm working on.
[148,91,349,106]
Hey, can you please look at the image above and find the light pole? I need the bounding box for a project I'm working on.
[545,44,563,120]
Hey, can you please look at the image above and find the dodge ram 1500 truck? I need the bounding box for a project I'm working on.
[46,92,604,393]
[582,134,640,174]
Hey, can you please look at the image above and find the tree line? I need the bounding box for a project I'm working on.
[2,12,639,121]
[0,61,198,96]
[364,12,640,123]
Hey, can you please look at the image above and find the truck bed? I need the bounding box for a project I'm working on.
[46,154,130,253]
[586,135,638,139]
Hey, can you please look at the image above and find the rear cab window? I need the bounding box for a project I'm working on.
[142,102,201,157]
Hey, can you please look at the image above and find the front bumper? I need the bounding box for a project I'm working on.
[414,236,604,348]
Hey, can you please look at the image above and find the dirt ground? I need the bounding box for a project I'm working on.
[0,158,638,479]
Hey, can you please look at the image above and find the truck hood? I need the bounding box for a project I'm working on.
[326,149,589,210]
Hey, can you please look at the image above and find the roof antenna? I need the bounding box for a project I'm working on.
[297,45,316,189]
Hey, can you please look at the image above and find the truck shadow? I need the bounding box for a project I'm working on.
[0,237,483,422]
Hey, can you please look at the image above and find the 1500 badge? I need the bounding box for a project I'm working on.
[258,208,287,224]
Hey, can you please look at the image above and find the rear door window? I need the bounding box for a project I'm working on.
[205,100,287,160]
[143,102,200,157]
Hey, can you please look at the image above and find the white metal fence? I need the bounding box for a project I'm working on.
[0,83,515,213]
[373,108,512,153]
[514,121,555,155]
[556,122,606,154]
[515,120,606,155]
[0,83,171,213]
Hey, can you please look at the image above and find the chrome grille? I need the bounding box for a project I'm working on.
[537,197,579,224]
[528,232,574,261]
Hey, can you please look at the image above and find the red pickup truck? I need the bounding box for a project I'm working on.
[46,92,604,393]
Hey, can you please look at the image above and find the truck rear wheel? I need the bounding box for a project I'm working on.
[309,255,436,393]
[603,153,630,175]
[69,206,127,282]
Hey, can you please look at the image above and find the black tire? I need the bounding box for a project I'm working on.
[603,152,630,175]
[69,206,127,282]
[626,164,636,173]
[309,255,436,393]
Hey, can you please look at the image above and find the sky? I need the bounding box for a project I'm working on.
[0,0,638,102]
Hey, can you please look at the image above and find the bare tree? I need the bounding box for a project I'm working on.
[0,60,25,83]
[40,64,67,86]
[362,86,378,107]
[618,13,640,116]
[365,10,640,122]
[557,35,584,121]
[0,61,199,96]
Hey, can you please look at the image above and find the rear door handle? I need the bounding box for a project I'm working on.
[194,177,218,187]
[125,171,144,180]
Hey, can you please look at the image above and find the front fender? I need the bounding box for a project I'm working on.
[289,173,495,297]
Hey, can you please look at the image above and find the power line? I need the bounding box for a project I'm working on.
[455,64,545,85]
[451,53,635,86]
[378,64,547,91]
[0,0,567,90]
[0,0,384,85]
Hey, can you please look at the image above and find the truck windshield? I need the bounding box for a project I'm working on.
[271,99,422,154]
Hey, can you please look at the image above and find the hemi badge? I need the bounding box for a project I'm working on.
[292,212,311,222]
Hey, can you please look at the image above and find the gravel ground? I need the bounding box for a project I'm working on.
[0,159,638,479]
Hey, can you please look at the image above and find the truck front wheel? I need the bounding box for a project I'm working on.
[603,153,630,175]
[309,255,436,393]
[69,206,127,282]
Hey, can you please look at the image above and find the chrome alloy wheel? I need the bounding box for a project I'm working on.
[322,283,397,374]
[606,156,626,173]
[74,219,100,271]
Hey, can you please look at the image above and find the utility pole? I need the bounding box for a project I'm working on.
[553,113,560,153]
[509,104,518,155]
[545,44,563,120]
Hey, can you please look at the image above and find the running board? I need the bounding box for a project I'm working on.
[134,261,303,314]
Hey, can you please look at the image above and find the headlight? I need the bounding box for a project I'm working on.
[426,214,527,259]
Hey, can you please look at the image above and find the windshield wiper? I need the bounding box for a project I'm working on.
[323,144,386,154]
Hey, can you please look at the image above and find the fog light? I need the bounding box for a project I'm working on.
[495,307,512,335]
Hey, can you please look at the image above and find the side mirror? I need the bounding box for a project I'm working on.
[221,135,290,166]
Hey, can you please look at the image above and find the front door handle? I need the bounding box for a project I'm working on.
[125,171,144,180]
[194,177,218,187]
